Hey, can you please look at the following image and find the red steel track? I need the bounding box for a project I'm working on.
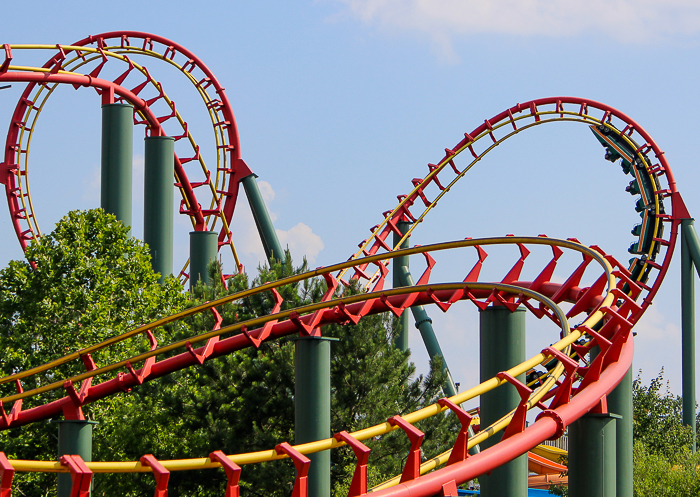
[0,32,689,496]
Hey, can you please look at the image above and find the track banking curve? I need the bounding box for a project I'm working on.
[0,32,690,496]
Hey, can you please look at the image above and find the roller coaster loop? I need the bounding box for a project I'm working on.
[0,31,692,497]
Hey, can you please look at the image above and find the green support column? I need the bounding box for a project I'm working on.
[681,219,696,450]
[144,136,174,282]
[392,220,411,352]
[398,266,457,395]
[479,306,527,497]
[569,413,620,497]
[607,368,633,496]
[52,420,97,497]
[101,103,133,232]
[398,264,478,453]
[189,230,218,289]
[241,174,284,264]
[294,337,337,497]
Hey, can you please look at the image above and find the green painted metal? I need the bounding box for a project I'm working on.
[189,231,218,289]
[101,103,133,233]
[398,266,456,395]
[294,336,337,497]
[241,174,285,263]
[479,306,527,497]
[607,367,633,496]
[392,220,411,352]
[681,220,700,278]
[53,420,97,497]
[396,262,479,453]
[144,136,174,282]
[681,219,697,450]
[569,413,620,497]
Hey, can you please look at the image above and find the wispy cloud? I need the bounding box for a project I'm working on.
[328,0,700,61]
[230,181,325,268]
[277,222,325,265]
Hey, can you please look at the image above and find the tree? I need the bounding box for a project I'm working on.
[632,369,696,458]
[631,369,700,495]
[94,257,458,497]
[0,209,187,495]
[0,219,459,497]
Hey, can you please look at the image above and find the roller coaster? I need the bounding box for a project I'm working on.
[0,32,692,496]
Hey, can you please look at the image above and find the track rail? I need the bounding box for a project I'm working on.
[1,33,253,278]
[0,33,689,497]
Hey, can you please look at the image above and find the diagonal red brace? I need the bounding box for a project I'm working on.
[463,243,488,283]
[576,325,613,389]
[381,293,405,318]
[62,381,85,420]
[1,45,12,73]
[0,452,14,497]
[140,454,170,497]
[414,251,436,286]
[275,443,310,497]
[209,451,241,497]
[334,302,361,325]
[186,338,218,365]
[541,347,579,410]
[437,399,473,465]
[387,416,424,482]
[334,431,370,497]
[369,261,389,293]
[496,372,532,441]
[60,455,92,497]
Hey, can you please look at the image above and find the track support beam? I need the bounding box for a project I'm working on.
[392,219,411,352]
[607,367,633,496]
[293,336,337,497]
[479,306,527,497]
[189,230,218,289]
[144,136,174,282]
[52,420,97,497]
[241,174,284,264]
[682,219,698,451]
[101,103,133,233]
[398,266,457,395]
[569,413,620,497]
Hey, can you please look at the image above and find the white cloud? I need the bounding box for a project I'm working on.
[277,223,325,264]
[257,180,276,203]
[329,0,700,61]
[633,305,679,342]
[228,181,325,270]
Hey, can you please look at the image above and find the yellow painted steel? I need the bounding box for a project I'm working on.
[0,236,611,391]
[0,68,629,481]
[5,44,243,275]
[3,237,616,477]
[531,444,567,463]
[337,107,663,291]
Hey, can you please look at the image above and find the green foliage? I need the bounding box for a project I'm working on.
[631,369,700,496]
[633,369,696,459]
[97,256,458,496]
[0,209,187,496]
[632,440,700,496]
[0,223,458,497]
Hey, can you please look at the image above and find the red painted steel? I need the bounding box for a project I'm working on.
[2,32,253,258]
[333,431,370,497]
[60,455,93,497]
[0,78,685,496]
[140,454,170,497]
[0,453,13,497]
[275,443,310,497]
[209,451,241,497]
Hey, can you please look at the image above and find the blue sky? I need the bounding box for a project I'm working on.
[2,1,700,397]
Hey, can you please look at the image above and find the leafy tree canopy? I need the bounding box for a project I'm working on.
[0,211,458,497]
